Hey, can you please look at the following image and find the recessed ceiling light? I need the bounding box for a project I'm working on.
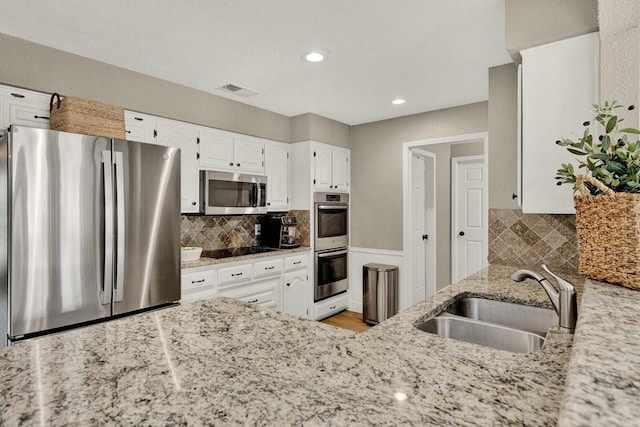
[304,51,326,63]
[392,98,406,105]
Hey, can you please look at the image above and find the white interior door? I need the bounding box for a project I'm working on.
[410,152,436,306]
[452,155,487,283]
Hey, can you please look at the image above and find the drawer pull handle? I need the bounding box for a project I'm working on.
[134,117,143,121]
[248,298,258,304]
[34,115,49,120]
[231,272,243,277]
[10,93,25,99]
[191,279,205,284]
[329,305,337,310]
[265,266,275,270]
[293,261,302,265]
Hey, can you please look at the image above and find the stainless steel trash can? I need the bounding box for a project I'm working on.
[363,263,399,325]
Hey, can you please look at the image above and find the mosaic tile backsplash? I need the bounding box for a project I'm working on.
[181,210,310,250]
[488,209,579,273]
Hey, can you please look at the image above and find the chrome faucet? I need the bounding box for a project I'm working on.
[511,264,577,333]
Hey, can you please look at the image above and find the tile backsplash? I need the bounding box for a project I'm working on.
[488,209,579,272]
[181,210,311,250]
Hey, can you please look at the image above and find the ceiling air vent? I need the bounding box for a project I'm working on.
[216,83,258,98]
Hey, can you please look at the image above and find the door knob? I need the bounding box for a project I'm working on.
[422,234,429,240]
[459,231,465,236]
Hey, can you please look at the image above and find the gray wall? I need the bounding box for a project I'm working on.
[350,102,488,251]
[420,141,484,289]
[291,113,351,148]
[0,33,291,142]
[598,0,640,128]
[488,63,519,209]
[505,0,598,61]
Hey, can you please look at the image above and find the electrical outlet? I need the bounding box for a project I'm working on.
[255,224,261,236]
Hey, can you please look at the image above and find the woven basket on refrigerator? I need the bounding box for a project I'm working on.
[49,93,125,139]
[574,174,640,290]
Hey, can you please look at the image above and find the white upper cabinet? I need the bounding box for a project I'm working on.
[234,136,265,174]
[199,128,235,170]
[313,142,350,193]
[0,85,51,135]
[198,129,265,175]
[124,111,157,144]
[264,141,290,211]
[331,147,350,192]
[520,32,600,214]
[155,118,200,213]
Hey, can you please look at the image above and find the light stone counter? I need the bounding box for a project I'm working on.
[180,246,311,269]
[0,264,607,426]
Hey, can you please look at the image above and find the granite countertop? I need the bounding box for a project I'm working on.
[181,246,311,269]
[0,264,592,426]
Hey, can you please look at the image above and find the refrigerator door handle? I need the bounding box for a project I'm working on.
[114,151,126,303]
[101,150,113,305]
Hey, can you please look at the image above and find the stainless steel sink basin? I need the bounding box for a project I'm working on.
[445,297,558,336]
[415,297,558,353]
[417,314,546,354]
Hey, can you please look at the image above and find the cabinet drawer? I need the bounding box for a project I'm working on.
[254,258,283,278]
[181,269,217,303]
[218,263,253,286]
[315,293,348,320]
[218,280,280,310]
[285,254,308,272]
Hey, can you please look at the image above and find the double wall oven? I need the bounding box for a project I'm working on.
[314,192,349,302]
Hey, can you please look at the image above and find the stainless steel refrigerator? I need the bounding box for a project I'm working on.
[0,126,181,346]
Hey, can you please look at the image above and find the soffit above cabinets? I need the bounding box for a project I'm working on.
[0,0,512,125]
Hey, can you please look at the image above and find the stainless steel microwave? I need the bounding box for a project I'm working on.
[200,170,267,215]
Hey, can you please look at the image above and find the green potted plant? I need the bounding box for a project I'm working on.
[555,101,640,290]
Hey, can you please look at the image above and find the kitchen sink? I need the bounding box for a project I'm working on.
[417,314,546,354]
[444,297,558,336]
[415,297,558,353]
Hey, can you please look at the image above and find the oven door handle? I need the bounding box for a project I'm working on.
[317,205,348,210]
[317,249,348,258]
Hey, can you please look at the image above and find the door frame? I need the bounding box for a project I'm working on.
[402,132,488,310]
[451,155,488,283]
[409,150,436,307]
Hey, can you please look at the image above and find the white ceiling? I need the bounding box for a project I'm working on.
[0,0,512,125]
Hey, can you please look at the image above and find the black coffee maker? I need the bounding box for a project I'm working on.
[260,214,300,249]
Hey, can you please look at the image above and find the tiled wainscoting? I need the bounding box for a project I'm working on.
[488,209,579,272]
[180,210,311,250]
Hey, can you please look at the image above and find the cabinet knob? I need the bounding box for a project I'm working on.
[459,231,465,236]
[192,201,196,206]
[267,202,271,206]
[229,162,234,166]
[236,163,240,167]
[286,282,291,287]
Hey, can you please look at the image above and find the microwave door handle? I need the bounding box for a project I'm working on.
[252,184,258,207]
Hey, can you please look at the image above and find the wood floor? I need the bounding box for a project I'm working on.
[320,310,371,333]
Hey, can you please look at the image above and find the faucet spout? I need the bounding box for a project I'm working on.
[511,265,577,333]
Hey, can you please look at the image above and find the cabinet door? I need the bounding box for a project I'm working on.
[264,141,289,211]
[331,148,350,193]
[283,271,309,318]
[0,86,51,134]
[199,128,235,171]
[234,136,265,174]
[124,111,157,144]
[156,119,200,213]
[313,144,333,191]
[521,33,599,214]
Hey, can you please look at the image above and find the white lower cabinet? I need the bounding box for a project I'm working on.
[181,268,217,304]
[315,292,349,320]
[181,251,311,318]
[219,277,281,311]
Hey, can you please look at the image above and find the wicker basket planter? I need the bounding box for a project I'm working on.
[574,174,640,290]
[49,93,125,139]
